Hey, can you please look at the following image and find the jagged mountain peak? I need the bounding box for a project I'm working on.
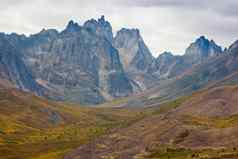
[196,35,207,41]
[83,15,113,42]
[2,16,237,106]
[113,27,153,72]
[188,36,222,52]
[117,28,140,34]
[210,39,216,44]
[97,15,109,26]
[195,36,216,43]
[8,32,27,39]
[228,40,238,54]
[115,28,141,43]
[147,51,178,78]
[1,16,133,105]
[64,20,81,33]
[184,35,223,64]
[158,51,174,58]
[37,28,59,37]
[84,15,110,26]
[67,20,79,27]
[192,36,211,49]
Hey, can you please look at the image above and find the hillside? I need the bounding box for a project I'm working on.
[2,81,238,159]
[0,87,149,159]
[65,85,238,159]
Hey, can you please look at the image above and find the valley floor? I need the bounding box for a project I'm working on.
[2,85,238,159]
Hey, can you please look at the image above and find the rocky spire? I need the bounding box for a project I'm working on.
[184,36,223,64]
[64,20,81,33]
[113,28,154,71]
[83,15,113,42]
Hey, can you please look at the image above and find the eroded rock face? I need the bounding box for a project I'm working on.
[113,28,155,91]
[0,16,156,104]
[113,34,223,90]
[1,16,133,105]
[148,36,224,80]
[228,40,238,54]
[84,16,113,43]
[184,36,223,64]
[0,15,232,105]
[113,28,154,72]
[0,33,44,95]
[148,52,177,78]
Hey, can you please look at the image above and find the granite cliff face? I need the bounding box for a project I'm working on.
[148,52,178,78]
[113,28,155,90]
[1,15,236,105]
[113,28,154,72]
[148,36,224,80]
[175,38,238,92]
[1,16,133,104]
[84,16,113,43]
[0,33,44,95]
[228,40,238,54]
[143,38,238,105]
[1,16,158,103]
[184,36,223,64]
[113,34,223,90]
[0,16,156,103]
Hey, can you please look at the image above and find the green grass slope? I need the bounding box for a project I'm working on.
[65,85,238,159]
[0,88,148,159]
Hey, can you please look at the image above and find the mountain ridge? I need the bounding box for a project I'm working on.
[0,16,235,105]
[2,15,238,159]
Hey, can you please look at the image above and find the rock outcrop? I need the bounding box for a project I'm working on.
[1,16,133,104]
[184,36,223,64]
[0,33,44,95]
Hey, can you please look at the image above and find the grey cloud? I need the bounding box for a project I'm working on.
[0,0,27,10]
[0,0,237,56]
[122,0,207,7]
[122,0,238,17]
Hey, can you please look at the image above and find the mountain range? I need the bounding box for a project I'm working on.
[2,15,238,159]
[0,15,237,106]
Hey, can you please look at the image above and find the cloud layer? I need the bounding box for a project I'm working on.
[0,0,237,56]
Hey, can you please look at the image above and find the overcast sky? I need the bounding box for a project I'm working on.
[1,0,238,56]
